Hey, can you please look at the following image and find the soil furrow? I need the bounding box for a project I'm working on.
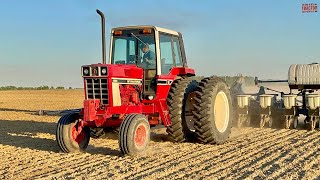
[230,130,318,179]
[129,129,293,179]
[169,129,303,179]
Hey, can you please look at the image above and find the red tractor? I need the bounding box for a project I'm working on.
[56,10,233,155]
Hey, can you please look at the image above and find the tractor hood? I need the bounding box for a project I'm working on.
[81,64,143,79]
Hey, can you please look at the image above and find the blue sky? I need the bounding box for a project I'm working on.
[0,0,319,87]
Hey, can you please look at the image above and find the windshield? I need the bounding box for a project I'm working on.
[111,30,156,69]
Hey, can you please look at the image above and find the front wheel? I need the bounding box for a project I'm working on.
[119,114,150,155]
[56,113,90,153]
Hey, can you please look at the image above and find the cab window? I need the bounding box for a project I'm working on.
[159,33,183,74]
[172,36,183,66]
[111,29,156,69]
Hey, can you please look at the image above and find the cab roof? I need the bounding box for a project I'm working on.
[111,25,179,36]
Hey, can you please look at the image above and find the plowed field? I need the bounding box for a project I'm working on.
[0,90,320,179]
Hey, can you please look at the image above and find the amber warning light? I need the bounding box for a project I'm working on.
[302,3,318,13]
[114,30,122,35]
[143,29,152,34]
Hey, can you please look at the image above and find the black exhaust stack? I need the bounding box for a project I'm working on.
[96,9,106,64]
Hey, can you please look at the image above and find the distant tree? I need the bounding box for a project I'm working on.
[68,87,72,90]
[0,85,65,90]
[0,86,16,90]
[36,86,49,90]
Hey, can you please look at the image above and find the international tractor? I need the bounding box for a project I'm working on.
[56,10,233,155]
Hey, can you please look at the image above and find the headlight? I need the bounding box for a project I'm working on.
[101,68,107,75]
[84,69,89,75]
[82,67,90,76]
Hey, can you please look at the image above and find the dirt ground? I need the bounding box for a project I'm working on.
[1,90,320,179]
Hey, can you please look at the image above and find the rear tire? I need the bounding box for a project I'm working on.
[166,78,198,142]
[193,76,233,144]
[119,114,150,155]
[56,113,90,153]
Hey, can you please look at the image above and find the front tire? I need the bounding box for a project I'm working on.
[119,114,150,155]
[56,113,90,153]
[193,76,233,144]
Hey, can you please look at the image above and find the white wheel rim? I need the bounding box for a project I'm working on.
[214,91,230,133]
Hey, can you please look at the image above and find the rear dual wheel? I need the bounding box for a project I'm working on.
[166,78,198,142]
[193,77,233,144]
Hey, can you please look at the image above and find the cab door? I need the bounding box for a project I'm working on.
[159,33,184,75]
[137,42,157,99]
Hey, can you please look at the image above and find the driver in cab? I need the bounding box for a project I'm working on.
[139,43,155,68]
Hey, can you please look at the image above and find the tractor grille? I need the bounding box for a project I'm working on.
[85,78,109,104]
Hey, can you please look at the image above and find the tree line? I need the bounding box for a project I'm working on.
[0,86,72,90]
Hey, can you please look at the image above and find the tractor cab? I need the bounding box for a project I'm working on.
[110,26,188,99]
